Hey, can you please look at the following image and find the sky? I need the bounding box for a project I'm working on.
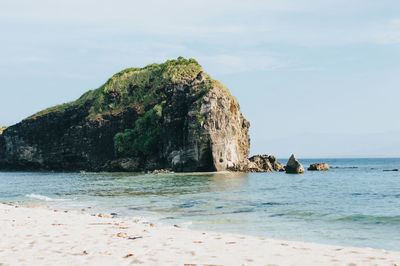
[0,0,399,158]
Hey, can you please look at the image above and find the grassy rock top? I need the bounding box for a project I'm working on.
[27,57,233,120]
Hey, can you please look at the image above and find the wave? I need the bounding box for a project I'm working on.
[269,211,315,218]
[25,194,67,202]
[334,214,400,225]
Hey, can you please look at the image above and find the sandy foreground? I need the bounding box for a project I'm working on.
[0,204,398,266]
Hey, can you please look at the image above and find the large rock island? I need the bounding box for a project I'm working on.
[0,57,250,172]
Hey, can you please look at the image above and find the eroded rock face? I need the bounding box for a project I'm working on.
[161,81,250,172]
[308,163,329,171]
[285,154,304,174]
[0,104,139,171]
[0,59,250,172]
[246,155,285,172]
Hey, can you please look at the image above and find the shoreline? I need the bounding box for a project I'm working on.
[1,203,399,265]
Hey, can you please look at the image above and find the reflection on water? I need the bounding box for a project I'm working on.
[0,158,400,250]
[82,171,249,197]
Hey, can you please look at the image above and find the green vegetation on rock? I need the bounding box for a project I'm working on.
[28,57,207,119]
[114,103,164,157]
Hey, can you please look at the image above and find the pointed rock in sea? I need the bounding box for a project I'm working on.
[285,154,304,174]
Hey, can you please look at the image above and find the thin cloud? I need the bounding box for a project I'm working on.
[2,0,399,48]
[21,56,48,63]
[197,54,290,74]
[371,19,400,45]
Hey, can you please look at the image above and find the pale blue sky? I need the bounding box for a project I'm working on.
[1,0,399,158]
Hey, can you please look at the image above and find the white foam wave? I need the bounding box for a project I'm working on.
[26,194,67,202]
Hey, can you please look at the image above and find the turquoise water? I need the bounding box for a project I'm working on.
[1,158,399,250]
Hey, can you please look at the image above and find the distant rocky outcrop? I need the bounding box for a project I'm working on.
[285,154,304,174]
[308,163,329,171]
[383,169,398,172]
[246,155,285,172]
[0,57,250,172]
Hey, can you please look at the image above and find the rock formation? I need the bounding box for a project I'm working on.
[0,57,250,172]
[308,163,329,171]
[285,154,304,174]
[247,155,285,172]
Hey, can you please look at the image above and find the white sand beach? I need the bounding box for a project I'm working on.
[0,203,398,266]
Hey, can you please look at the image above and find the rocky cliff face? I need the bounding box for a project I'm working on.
[0,58,250,172]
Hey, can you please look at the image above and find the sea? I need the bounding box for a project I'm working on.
[1,158,399,251]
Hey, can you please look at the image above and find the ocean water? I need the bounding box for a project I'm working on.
[0,158,399,251]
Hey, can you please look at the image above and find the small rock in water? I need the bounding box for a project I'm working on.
[308,163,329,171]
[246,155,285,172]
[285,154,304,174]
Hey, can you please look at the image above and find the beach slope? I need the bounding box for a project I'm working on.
[0,204,398,265]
